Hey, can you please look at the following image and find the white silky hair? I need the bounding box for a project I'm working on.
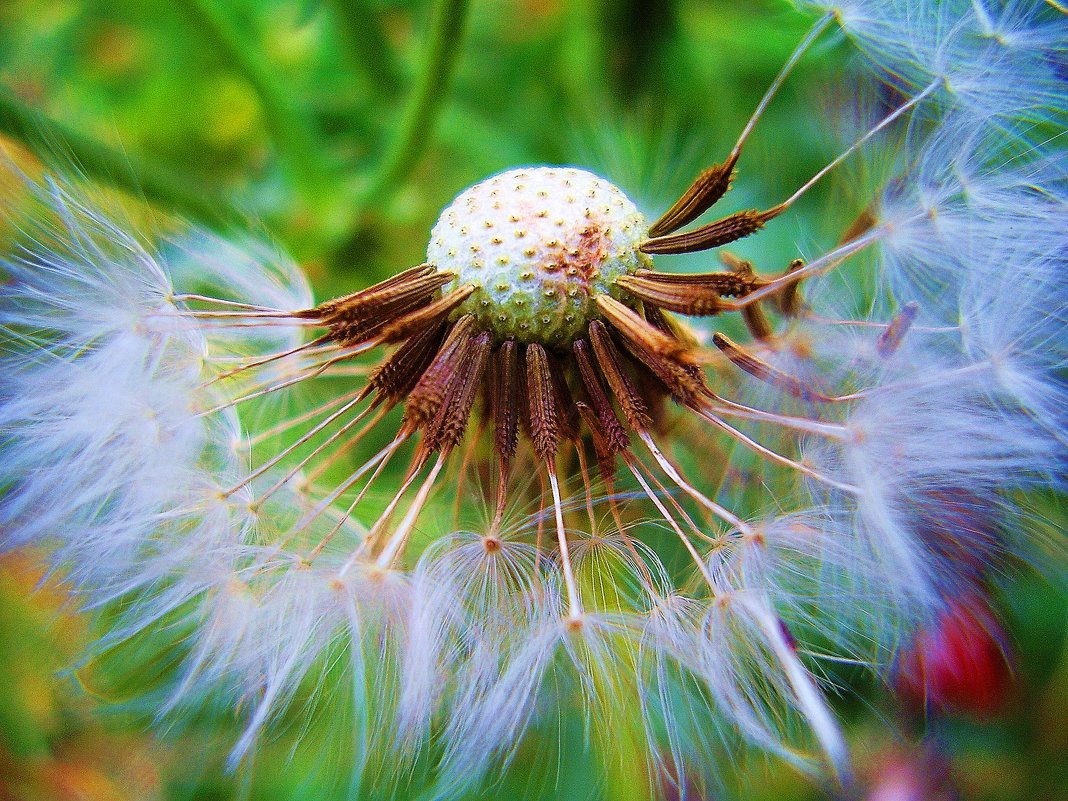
[400,531,545,748]
[0,174,370,771]
[958,243,1068,456]
[803,342,1056,613]
[705,512,894,662]
[872,110,1067,320]
[639,587,848,790]
[797,0,1066,139]
[0,179,228,580]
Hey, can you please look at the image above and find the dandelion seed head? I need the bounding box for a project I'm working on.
[428,166,651,345]
[3,2,1066,796]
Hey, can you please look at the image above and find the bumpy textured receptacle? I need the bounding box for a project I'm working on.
[427,167,652,346]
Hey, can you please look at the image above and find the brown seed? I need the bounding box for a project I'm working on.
[588,321,651,432]
[370,321,447,403]
[640,208,780,255]
[647,155,738,237]
[573,339,629,455]
[595,295,695,359]
[424,331,492,451]
[492,340,520,461]
[711,332,824,401]
[526,342,561,462]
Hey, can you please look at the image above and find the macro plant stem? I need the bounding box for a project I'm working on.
[183,0,333,201]
[0,88,239,229]
[329,0,404,102]
[356,0,471,213]
[558,0,609,108]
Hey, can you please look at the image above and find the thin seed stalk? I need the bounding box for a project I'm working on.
[328,0,404,102]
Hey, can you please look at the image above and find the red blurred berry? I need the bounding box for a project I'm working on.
[895,595,1013,719]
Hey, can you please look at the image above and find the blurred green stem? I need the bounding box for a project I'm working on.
[0,88,240,228]
[559,0,608,109]
[329,0,403,101]
[183,0,332,201]
[356,0,470,213]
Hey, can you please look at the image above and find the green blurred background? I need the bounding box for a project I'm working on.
[0,0,1065,799]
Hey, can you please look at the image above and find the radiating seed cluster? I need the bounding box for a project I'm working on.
[427,167,651,345]
[4,3,1065,798]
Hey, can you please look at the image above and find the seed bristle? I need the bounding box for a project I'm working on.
[491,340,520,462]
[424,331,492,451]
[588,320,652,432]
[526,342,561,463]
[647,156,738,237]
[573,339,629,456]
[640,208,779,255]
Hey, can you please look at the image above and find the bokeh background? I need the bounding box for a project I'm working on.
[0,0,1065,799]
